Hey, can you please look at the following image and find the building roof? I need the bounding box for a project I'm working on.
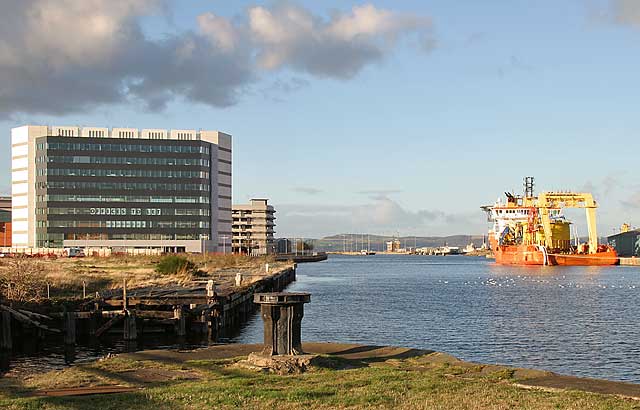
[608,229,640,239]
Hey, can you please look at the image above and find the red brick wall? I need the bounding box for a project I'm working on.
[0,222,11,247]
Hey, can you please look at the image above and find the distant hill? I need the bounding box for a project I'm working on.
[312,234,486,252]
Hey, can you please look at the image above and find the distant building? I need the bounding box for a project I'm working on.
[0,196,11,247]
[232,199,276,255]
[386,238,401,252]
[608,228,640,257]
[276,238,292,254]
[11,125,232,253]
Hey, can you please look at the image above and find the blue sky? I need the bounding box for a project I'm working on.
[1,0,640,237]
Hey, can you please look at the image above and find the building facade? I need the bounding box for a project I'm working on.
[608,229,640,257]
[232,199,276,255]
[11,125,232,253]
[0,196,11,247]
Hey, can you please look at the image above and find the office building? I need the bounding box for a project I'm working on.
[11,125,232,253]
[232,199,276,255]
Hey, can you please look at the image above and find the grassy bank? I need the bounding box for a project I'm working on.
[0,344,636,410]
[0,254,293,303]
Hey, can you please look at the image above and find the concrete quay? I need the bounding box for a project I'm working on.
[619,257,640,266]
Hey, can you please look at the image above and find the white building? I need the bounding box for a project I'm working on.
[11,125,232,253]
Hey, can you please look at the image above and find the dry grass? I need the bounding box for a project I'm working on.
[0,254,293,302]
[0,353,636,409]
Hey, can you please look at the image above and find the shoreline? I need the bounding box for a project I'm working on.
[1,342,638,408]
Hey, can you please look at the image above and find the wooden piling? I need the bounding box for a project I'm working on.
[89,309,101,337]
[1,311,11,350]
[174,306,186,337]
[64,312,76,345]
[123,311,137,341]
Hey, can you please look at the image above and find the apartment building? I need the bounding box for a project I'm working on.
[232,199,276,255]
[11,125,232,253]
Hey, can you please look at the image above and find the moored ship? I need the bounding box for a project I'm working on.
[482,177,618,266]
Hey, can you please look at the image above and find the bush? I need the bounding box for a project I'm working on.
[155,255,195,275]
[0,259,46,302]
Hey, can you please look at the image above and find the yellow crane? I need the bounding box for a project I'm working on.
[536,192,598,254]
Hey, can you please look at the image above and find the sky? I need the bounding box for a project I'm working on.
[1,0,640,238]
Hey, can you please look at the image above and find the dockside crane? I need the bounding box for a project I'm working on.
[536,192,598,254]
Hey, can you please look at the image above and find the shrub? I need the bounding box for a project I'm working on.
[155,255,195,275]
[0,259,46,302]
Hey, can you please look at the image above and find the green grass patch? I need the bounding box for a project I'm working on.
[1,354,638,410]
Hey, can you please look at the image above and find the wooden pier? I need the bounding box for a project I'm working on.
[0,266,297,351]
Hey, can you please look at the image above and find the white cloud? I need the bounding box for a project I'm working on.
[248,3,433,77]
[0,1,435,116]
[198,12,241,52]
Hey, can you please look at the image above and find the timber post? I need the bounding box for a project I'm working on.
[0,311,11,350]
[174,305,186,337]
[63,311,76,345]
[123,311,137,341]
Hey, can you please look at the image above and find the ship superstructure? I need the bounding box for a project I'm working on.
[482,177,618,266]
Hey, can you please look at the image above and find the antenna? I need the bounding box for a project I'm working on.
[523,176,535,198]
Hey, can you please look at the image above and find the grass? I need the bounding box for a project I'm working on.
[0,254,293,303]
[0,353,636,409]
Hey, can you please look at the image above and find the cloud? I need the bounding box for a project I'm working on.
[248,4,433,78]
[608,0,640,26]
[292,187,323,195]
[275,196,478,237]
[621,192,640,209]
[579,174,622,202]
[357,189,403,200]
[0,1,434,117]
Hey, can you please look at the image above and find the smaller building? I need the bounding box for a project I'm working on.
[608,228,640,257]
[0,196,11,247]
[386,238,401,253]
[276,238,292,254]
[232,199,276,255]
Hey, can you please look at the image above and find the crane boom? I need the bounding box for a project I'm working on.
[536,192,598,254]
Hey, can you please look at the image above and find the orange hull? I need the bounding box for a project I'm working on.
[494,245,546,265]
[494,245,619,266]
[547,251,619,266]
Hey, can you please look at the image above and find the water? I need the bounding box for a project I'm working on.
[232,254,640,383]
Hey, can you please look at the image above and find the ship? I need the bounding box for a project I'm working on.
[481,177,618,266]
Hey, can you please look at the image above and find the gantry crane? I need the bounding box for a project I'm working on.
[536,192,598,254]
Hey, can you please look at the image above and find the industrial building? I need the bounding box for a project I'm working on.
[232,199,276,255]
[0,196,11,247]
[11,125,232,253]
[608,224,640,257]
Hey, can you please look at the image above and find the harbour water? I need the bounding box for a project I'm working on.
[233,254,640,383]
[4,254,640,383]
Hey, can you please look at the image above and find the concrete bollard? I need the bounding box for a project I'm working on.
[265,263,269,273]
[254,292,310,356]
[235,273,243,287]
